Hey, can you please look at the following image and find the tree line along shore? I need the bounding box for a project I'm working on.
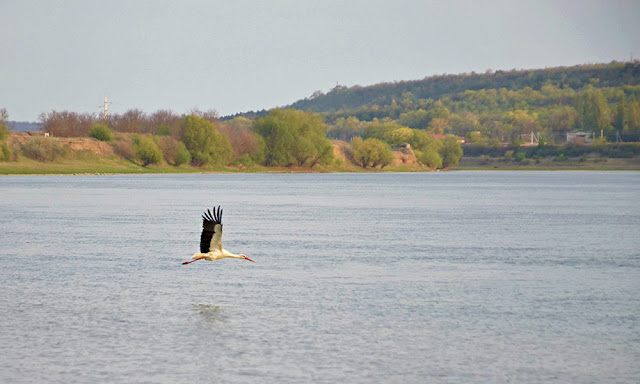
[1,62,639,174]
[1,111,637,175]
[1,108,467,174]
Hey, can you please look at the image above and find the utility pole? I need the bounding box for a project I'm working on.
[104,95,108,120]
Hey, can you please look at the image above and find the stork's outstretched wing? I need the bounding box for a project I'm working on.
[200,206,223,253]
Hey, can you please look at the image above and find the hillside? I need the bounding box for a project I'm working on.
[286,62,640,114]
[247,61,640,146]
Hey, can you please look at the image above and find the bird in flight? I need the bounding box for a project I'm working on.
[182,206,254,265]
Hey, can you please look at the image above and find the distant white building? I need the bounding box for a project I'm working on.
[566,131,592,145]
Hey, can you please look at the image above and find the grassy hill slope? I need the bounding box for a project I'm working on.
[287,62,640,114]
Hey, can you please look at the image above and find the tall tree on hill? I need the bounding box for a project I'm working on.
[505,109,538,143]
[575,86,611,136]
[613,93,627,132]
[547,106,578,134]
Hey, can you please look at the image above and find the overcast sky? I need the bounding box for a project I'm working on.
[1,0,639,121]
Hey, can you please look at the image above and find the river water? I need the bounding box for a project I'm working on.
[0,171,638,383]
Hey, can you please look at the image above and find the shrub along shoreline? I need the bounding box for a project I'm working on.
[2,108,638,175]
[1,140,637,175]
[1,109,467,173]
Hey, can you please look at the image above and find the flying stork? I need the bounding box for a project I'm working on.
[182,206,254,265]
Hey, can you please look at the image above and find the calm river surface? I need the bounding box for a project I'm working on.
[1,171,639,383]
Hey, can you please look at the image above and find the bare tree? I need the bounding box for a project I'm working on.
[217,117,262,160]
[149,109,182,138]
[39,111,97,137]
[110,109,148,133]
[189,108,219,123]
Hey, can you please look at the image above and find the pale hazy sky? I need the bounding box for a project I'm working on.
[1,0,639,121]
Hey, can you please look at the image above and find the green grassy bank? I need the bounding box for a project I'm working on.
[2,155,639,175]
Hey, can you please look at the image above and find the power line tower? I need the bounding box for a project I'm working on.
[103,95,109,120]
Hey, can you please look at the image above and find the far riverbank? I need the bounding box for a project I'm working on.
[1,155,639,175]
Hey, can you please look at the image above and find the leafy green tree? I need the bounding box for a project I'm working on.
[362,120,406,143]
[89,123,114,142]
[174,141,192,166]
[427,117,448,134]
[390,127,414,145]
[576,85,611,134]
[401,92,416,109]
[351,137,394,168]
[155,125,172,136]
[407,129,430,150]
[0,109,12,161]
[133,135,163,166]
[253,108,334,167]
[427,102,451,120]
[389,99,401,119]
[397,109,430,129]
[504,109,538,143]
[440,135,463,168]
[415,148,443,169]
[612,92,626,133]
[254,114,295,165]
[407,130,443,169]
[547,106,578,134]
[449,112,480,137]
[504,150,514,161]
[0,142,11,162]
[326,116,366,141]
[627,98,640,132]
[465,131,488,147]
[0,108,8,141]
[181,115,233,166]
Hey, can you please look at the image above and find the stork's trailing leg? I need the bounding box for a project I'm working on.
[182,257,204,265]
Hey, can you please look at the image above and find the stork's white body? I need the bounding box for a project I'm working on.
[191,249,247,261]
[183,206,254,265]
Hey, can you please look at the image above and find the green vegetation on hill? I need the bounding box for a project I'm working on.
[2,62,640,174]
[290,62,640,112]
[278,62,640,145]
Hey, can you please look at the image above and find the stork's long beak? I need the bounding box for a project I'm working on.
[243,256,255,263]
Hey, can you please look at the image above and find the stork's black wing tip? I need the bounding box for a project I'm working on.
[202,205,223,224]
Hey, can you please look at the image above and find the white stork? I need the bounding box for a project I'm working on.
[182,206,254,265]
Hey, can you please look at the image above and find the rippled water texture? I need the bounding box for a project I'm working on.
[1,172,639,383]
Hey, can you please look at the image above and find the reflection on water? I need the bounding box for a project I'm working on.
[193,304,227,326]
